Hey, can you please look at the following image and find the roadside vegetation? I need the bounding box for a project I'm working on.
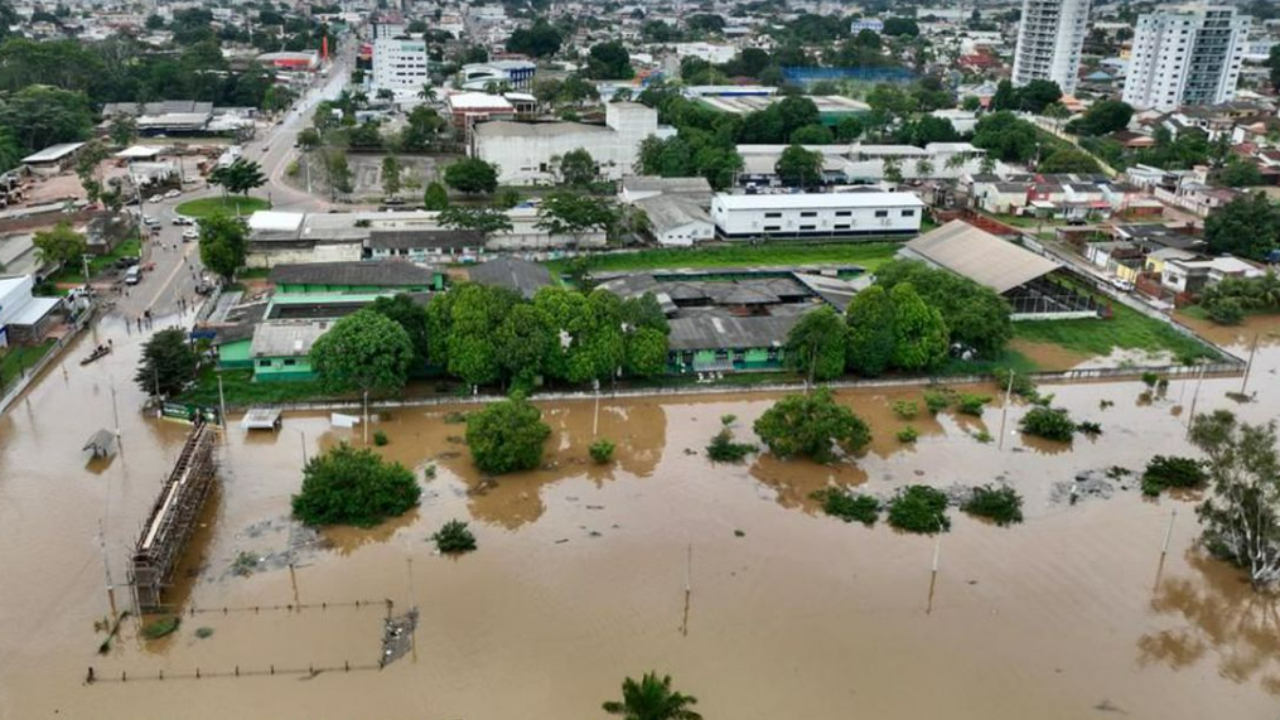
[175,196,271,219]
[546,241,901,278]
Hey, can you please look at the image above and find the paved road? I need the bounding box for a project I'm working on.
[107,47,353,321]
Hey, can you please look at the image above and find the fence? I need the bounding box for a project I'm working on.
[0,305,95,415]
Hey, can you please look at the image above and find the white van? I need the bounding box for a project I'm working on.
[125,266,141,285]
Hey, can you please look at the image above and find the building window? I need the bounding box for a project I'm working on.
[283,359,297,367]
[799,224,816,230]
[833,224,851,230]
[800,211,818,217]
[258,360,272,368]
[763,225,781,231]
[834,211,852,217]
[764,212,782,218]
[901,209,916,217]
[875,210,889,218]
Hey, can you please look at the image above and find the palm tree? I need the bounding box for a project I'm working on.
[418,85,438,104]
[602,672,702,720]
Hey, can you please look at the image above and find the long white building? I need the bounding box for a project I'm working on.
[1122,6,1251,113]
[372,38,428,98]
[1012,0,1091,96]
[710,192,924,241]
[471,103,673,185]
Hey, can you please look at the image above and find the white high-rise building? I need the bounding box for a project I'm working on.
[372,38,429,98]
[1121,6,1251,113]
[1012,0,1092,96]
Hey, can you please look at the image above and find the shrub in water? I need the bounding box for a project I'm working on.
[142,616,180,640]
[1141,455,1208,496]
[720,414,737,427]
[432,519,477,554]
[957,393,991,416]
[887,485,951,534]
[292,442,421,528]
[973,430,993,444]
[923,389,953,414]
[811,488,881,525]
[891,400,919,420]
[1076,420,1103,437]
[373,430,389,446]
[1141,371,1160,388]
[706,429,756,463]
[1207,297,1245,325]
[992,367,1038,399]
[962,485,1024,526]
[897,425,919,443]
[589,438,616,464]
[1019,407,1076,442]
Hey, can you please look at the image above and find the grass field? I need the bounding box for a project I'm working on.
[179,368,344,407]
[175,196,271,219]
[0,341,55,391]
[47,238,142,287]
[1012,302,1217,363]
[547,241,905,276]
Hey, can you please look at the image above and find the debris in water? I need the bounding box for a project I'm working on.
[1094,699,1127,714]
[379,608,418,667]
[1051,470,1115,506]
[734,529,745,537]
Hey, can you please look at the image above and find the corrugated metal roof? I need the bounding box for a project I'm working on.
[902,220,1060,294]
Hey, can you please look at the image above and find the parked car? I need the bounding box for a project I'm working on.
[1110,278,1134,292]
[172,216,194,226]
[165,189,181,199]
[142,215,158,226]
[182,228,199,241]
[124,265,142,285]
[148,194,164,204]
[115,256,140,269]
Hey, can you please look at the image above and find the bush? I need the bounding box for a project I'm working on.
[891,400,919,419]
[973,430,993,443]
[706,429,756,462]
[589,438,616,464]
[923,389,953,414]
[812,488,881,525]
[291,443,421,527]
[887,485,951,534]
[1141,371,1160,388]
[992,367,1037,399]
[1019,407,1076,442]
[957,393,991,416]
[720,414,737,426]
[961,485,1024,526]
[142,616,180,639]
[423,463,437,479]
[432,519,477,553]
[1076,420,1103,437]
[1207,297,1245,325]
[465,393,551,474]
[1141,455,1208,496]
[373,430,389,446]
[194,626,214,639]
[897,425,919,443]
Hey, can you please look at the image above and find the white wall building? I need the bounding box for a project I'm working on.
[710,192,924,241]
[1121,6,1251,113]
[672,43,739,64]
[472,103,673,185]
[372,38,428,97]
[1012,0,1091,96]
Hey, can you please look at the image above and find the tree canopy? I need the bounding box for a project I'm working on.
[134,328,198,397]
[874,260,1011,358]
[1204,192,1280,261]
[309,309,415,394]
[603,672,702,720]
[197,213,248,283]
[291,443,420,528]
[32,221,86,271]
[443,158,499,195]
[775,143,824,188]
[753,386,871,463]
[785,307,847,381]
[585,41,634,79]
[465,393,552,474]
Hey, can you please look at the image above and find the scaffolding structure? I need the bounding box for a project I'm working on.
[129,421,218,612]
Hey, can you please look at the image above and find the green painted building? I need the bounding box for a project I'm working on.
[666,311,798,373]
[243,320,328,381]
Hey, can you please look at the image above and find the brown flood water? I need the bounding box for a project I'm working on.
[2,315,1280,720]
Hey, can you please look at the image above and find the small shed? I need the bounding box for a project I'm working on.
[241,407,283,431]
[83,429,117,458]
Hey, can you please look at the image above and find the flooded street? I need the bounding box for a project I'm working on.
[2,314,1280,719]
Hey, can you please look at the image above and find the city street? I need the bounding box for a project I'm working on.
[107,47,353,322]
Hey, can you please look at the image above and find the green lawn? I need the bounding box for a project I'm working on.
[1013,302,1218,363]
[175,196,272,219]
[47,238,142,287]
[547,241,904,276]
[179,368,345,407]
[0,341,55,391]
[940,348,1041,376]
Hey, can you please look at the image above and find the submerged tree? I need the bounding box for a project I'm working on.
[465,392,551,474]
[292,442,420,527]
[1191,410,1280,590]
[602,672,702,720]
[753,386,871,463]
[134,328,199,397]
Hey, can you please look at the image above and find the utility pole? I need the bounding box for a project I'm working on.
[1240,333,1259,396]
[363,389,370,445]
[1185,364,1206,439]
[217,373,227,432]
[110,376,121,441]
[299,429,308,466]
[99,520,118,621]
[997,369,1015,450]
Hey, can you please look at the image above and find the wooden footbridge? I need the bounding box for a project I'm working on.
[129,420,218,612]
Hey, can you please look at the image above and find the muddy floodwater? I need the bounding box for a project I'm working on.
[3,315,1280,720]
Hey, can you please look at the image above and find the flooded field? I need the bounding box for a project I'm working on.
[2,314,1280,719]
